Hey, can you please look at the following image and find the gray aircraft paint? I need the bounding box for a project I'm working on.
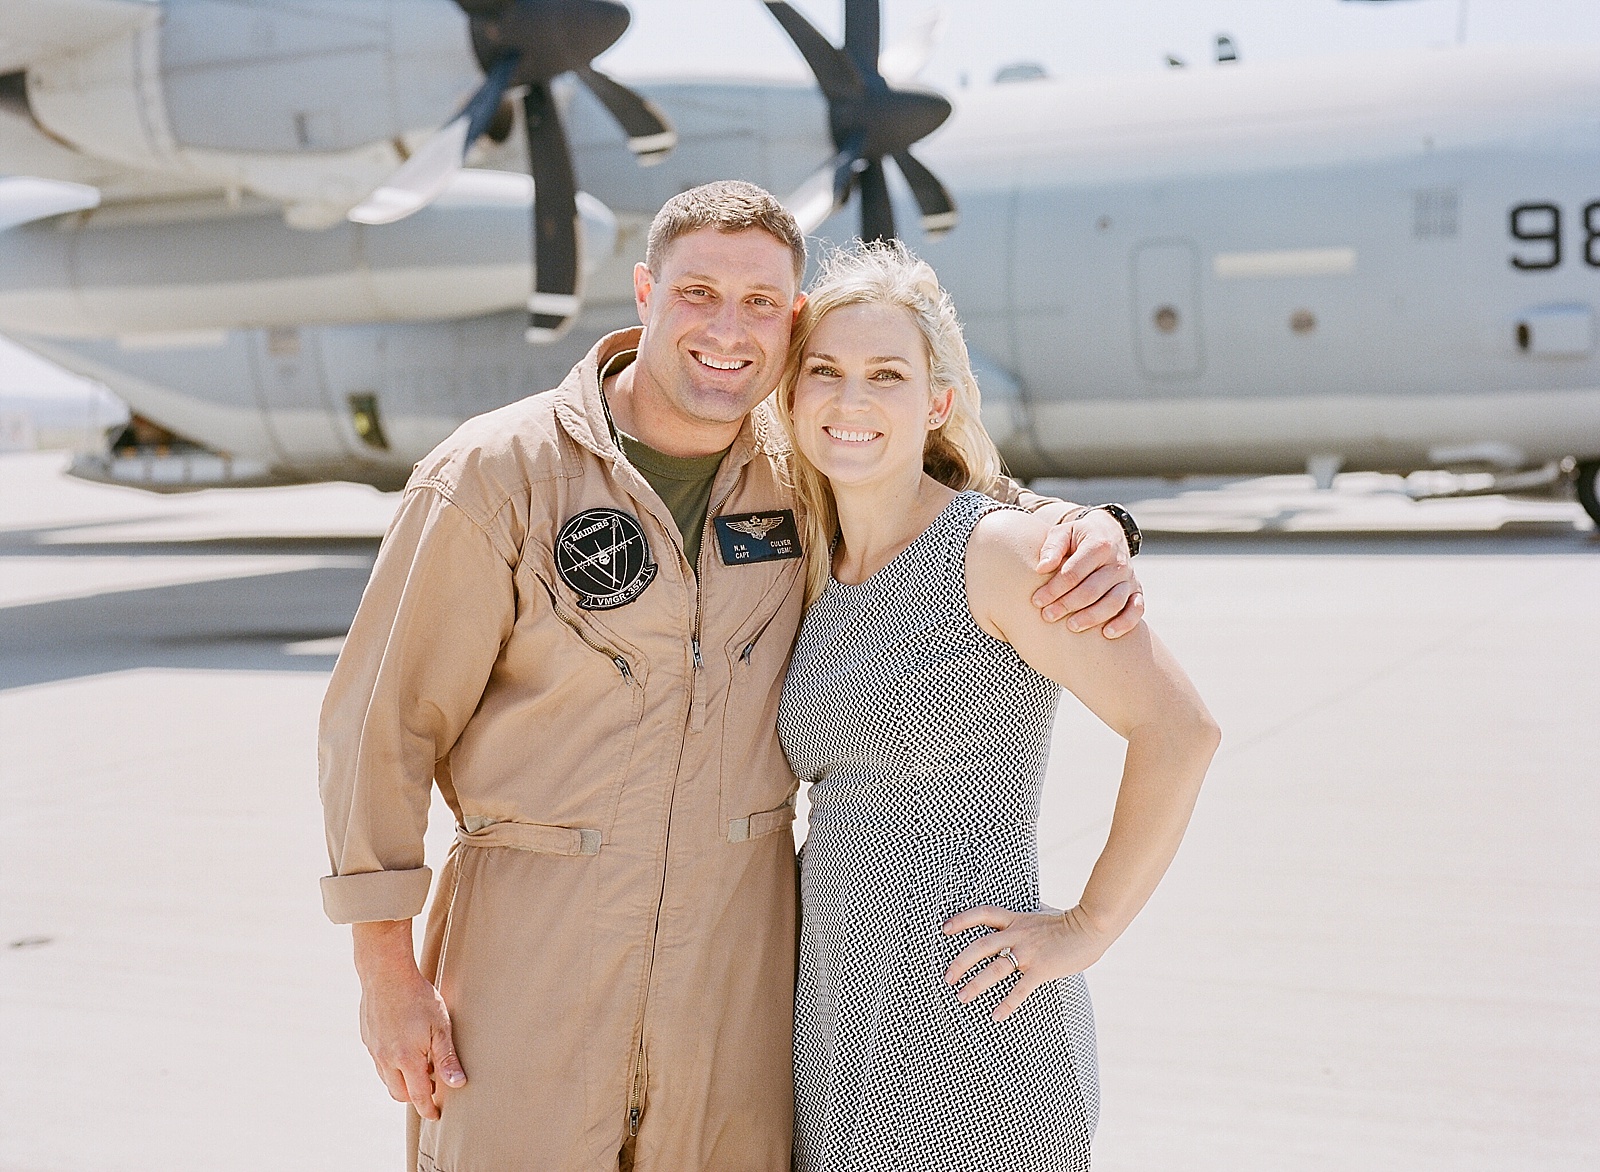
[0,171,615,335]
[6,40,1600,493]
[158,0,474,154]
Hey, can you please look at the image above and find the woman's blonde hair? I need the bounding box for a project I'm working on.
[775,240,1005,603]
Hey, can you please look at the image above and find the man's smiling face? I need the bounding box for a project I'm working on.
[629,226,802,450]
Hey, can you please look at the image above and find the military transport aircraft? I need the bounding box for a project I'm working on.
[1,0,1598,528]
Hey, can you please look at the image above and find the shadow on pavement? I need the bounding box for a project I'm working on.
[3,518,1594,693]
[0,550,377,691]
[0,523,383,557]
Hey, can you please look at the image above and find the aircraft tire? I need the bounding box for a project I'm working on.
[1577,459,1600,528]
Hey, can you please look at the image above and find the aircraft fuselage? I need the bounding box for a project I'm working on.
[9,43,1600,498]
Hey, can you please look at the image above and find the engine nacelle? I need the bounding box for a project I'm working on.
[0,170,618,337]
[23,0,477,214]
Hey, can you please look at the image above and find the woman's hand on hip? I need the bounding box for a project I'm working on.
[942,904,1112,1021]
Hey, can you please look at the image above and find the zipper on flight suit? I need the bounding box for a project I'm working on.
[624,475,741,1142]
[572,627,635,685]
[627,1060,644,1136]
[541,579,637,683]
[572,628,635,684]
[738,596,790,664]
[687,478,736,692]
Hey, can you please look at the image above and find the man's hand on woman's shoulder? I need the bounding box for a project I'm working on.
[1022,500,1143,637]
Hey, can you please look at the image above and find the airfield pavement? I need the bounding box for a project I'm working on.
[0,448,1596,1172]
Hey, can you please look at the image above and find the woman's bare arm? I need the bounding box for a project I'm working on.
[944,508,1221,1020]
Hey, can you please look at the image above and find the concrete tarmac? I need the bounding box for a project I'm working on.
[1,450,1596,1171]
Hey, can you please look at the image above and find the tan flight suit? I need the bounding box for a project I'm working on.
[320,328,809,1171]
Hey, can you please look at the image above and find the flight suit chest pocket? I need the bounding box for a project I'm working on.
[716,557,805,842]
[506,568,649,840]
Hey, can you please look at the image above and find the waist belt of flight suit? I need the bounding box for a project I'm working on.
[456,819,602,856]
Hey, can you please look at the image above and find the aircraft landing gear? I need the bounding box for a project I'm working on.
[1576,459,1600,528]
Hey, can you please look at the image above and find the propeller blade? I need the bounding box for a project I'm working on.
[460,51,522,142]
[782,136,865,235]
[348,119,470,225]
[348,53,518,226]
[878,6,946,86]
[857,159,895,243]
[891,149,957,239]
[574,65,677,164]
[843,0,880,80]
[761,1,866,100]
[523,81,582,342]
[0,176,100,233]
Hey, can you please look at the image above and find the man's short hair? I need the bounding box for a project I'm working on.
[645,181,807,285]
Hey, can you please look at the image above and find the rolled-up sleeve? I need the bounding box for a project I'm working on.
[991,475,1065,513]
[318,481,516,923]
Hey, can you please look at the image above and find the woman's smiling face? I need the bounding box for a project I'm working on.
[791,301,953,491]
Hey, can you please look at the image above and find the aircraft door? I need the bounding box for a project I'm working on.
[248,326,347,473]
[1132,240,1204,379]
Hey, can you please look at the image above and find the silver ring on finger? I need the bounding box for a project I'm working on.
[998,946,1021,974]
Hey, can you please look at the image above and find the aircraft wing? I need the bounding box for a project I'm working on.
[0,0,159,75]
[0,1,225,205]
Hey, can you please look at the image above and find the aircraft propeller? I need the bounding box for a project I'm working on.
[761,0,957,242]
[350,0,676,342]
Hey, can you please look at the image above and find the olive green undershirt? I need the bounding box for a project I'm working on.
[618,433,727,573]
[601,347,729,573]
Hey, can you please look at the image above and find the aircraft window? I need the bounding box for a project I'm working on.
[1585,203,1600,267]
[1509,204,1561,270]
[1152,306,1180,334]
[1516,323,1531,352]
[1290,310,1316,335]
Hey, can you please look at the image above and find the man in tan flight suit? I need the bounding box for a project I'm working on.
[319,182,1144,1172]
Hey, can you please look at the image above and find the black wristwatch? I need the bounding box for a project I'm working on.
[1094,502,1142,557]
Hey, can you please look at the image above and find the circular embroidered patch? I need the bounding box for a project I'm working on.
[555,507,658,610]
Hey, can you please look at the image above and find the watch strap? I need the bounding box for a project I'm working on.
[1095,502,1142,557]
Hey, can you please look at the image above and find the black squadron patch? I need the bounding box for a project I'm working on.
[714,510,802,565]
[555,508,658,610]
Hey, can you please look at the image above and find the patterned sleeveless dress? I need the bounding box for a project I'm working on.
[777,491,1099,1172]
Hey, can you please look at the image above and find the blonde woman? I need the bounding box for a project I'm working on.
[774,242,1220,1171]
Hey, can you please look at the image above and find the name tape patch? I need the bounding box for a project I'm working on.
[555,507,658,610]
[714,510,802,566]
